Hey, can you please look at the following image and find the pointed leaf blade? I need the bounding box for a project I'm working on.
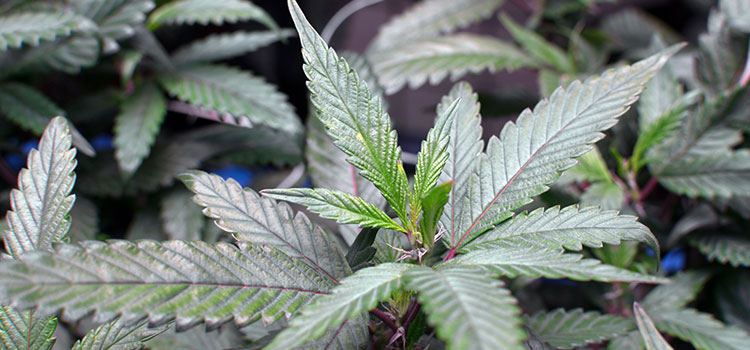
[651,308,750,350]
[114,81,167,175]
[147,0,277,30]
[171,30,294,65]
[0,11,93,50]
[633,303,674,350]
[72,318,167,350]
[526,308,635,349]
[0,308,56,350]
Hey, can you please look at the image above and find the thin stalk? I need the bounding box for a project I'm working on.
[738,37,750,88]
[322,0,384,43]
[370,309,398,331]
[639,177,659,202]
[402,301,422,330]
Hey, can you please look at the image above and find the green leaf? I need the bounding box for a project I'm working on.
[160,188,204,241]
[656,150,750,198]
[600,9,681,55]
[632,110,682,173]
[651,308,750,350]
[159,64,301,135]
[405,265,524,350]
[413,98,460,203]
[72,318,167,350]
[147,0,277,30]
[695,11,740,94]
[114,81,167,175]
[419,181,453,248]
[0,308,56,350]
[446,45,681,250]
[448,246,668,283]
[641,271,712,313]
[580,183,625,210]
[171,30,294,65]
[367,0,506,53]
[435,82,483,248]
[289,0,410,224]
[565,147,613,184]
[0,240,333,329]
[720,0,750,32]
[3,117,76,258]
[261,188,404,232]
[345,227,378,272]
[370,34,531,94]
[0,11,93,50]
[71,0,155,53]
[715,272,750,331]
[500,14,573,73]
[693,234,750,267]
[68,196,99,243]
[633,303,674,350]
[465,206,659,256]
[592,241,639,268]
[180,170,351,281]
[608,330,645,350]
[1,35,100,76]
[265,263,414,349]
[526,308,635,349]
[144,325,242,350]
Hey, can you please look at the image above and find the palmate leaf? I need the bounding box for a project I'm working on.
[449,246,667,283]
[656,150,750,198]
[147,0,277,30]
[265,263,414,349]
[526,308,634,349]
[72,318,166,350]
[0,240,332,330]
[113,81,167,175]
[159,64,301,135]
[70,0,155,53]
[464,206,658,254]
[406,265,524,350]
[289,0,410,224]
[693,234,750,267]
[370,34,531,94]
[171,30,295,65]
[261,188,403,232]
[367,0,506,53]
[180,170,351,281]
[500,15,573,73]
[633,303,673,350]
[3,117,76,258]
[0,10,93,50]
[445,45,681,251]
[650,308,750,350]
[0,307,56,350]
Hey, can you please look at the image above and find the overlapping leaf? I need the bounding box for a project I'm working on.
[500,15,573,73]
[650,308,750,350]
[144,325,242,350]
[147,0,277,30]
[72,318,166,350]
[657,150,750,198]
[3,117,76,258]
[633,303,673,350]
[0,11,93,50]
[448,246,668,283]
[526,308,634,349]
[694,235,750,267]
[7,35,100,75]
[0,240,333,330]
[159,64,301,135]
[371,34,531,94]
[464,206,658,253]
[446,46,681,250]
[367,0,506,53]
[265,263,414,349]
[720,0,750,32]
[160,189,204,241]
[114,81,166,175]
[289,0,409,223]
[68,196,99,243]
[406,265,524,350]
[261,188,403,232]
[180,170,351,281]
[171,30,294,65]
[71,0,155,53]
[0,308,56,350]
[641,271,711,313]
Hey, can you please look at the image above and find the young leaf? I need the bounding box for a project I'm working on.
[633,303,674,350]
[0,308,56,350]
[448,246,668,283]
[526,308,635,349]
[413,98,460,204]
[405,265,524,350]
[171,30,295,65]
[370,34,531,94]
[694,235,750,267]
[159,64,302,135]
[0,240,333,330]
[435,83,483,247]
[180,170,351,281]
[261,188,404,232]
[580,183,625,210]
[0,11,93,50]
[288,0,410,224]
[448,45,682,251]
[631,110,683,173]
[160,188,204,241]
[346,227,379,272]
[367,0,506,53]
[564,147,613,184]
[464,206,659,255]
[114,81,167,175]
[651,308,750,350]
[147,0,277,30]
[72,318,167,350]
[264,263,415,349]
[419,181,453,248]
[500,14,573,73]
[3,117,76,258]
[640,271,712,313]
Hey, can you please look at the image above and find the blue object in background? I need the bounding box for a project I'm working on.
[542,278,577,287]
[21,140,38,155]
[211,165,254,187]
[4,153,23,172]
[645,248,655,257]
[661,248,686,274]
[91,134,114,151]
[301,177,313,188]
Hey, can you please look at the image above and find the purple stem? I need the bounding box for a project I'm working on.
[370,309,397,331]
